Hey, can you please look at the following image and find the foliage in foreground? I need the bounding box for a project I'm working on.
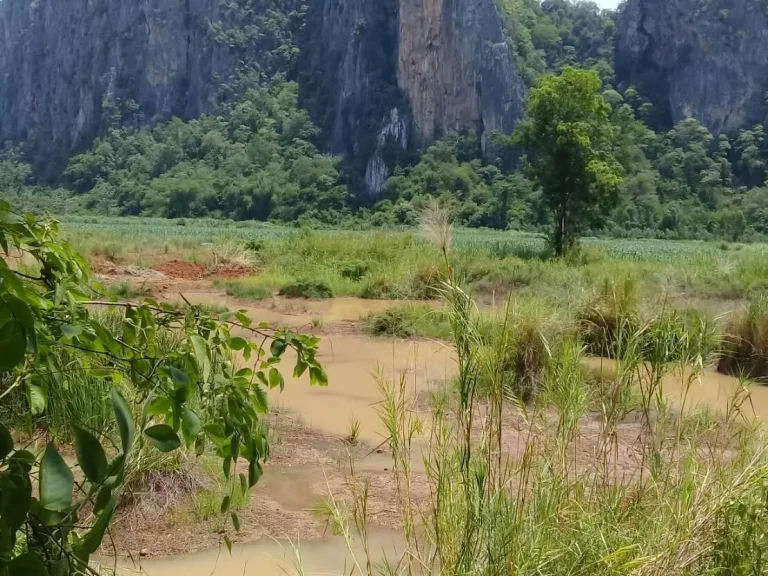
[0,202,326,575]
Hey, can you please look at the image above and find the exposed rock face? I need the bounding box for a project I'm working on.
[0,0,237,171]
[398,0,525,148]
[0,0,524,191]
[300,0,526,195]
[616,0,768,134]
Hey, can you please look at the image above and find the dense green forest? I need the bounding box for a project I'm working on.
[3,0,768,241]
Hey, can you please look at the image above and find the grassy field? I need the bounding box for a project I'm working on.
[63,216,768,312]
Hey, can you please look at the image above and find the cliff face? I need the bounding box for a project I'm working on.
[398,0,524,149]
[0,0,236,171]
[299,0,526,195]
[616,0,768,134]
[0,0,524,190]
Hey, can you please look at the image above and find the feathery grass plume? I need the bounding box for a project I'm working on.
[420,197,452,265]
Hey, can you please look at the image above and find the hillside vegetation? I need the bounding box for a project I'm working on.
[4,0,768,242]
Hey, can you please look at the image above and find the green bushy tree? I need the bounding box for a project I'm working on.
[515,67,623,254]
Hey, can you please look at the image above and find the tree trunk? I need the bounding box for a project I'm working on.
[554,209,566,256]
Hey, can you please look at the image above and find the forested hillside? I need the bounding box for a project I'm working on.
[3,0,768,241]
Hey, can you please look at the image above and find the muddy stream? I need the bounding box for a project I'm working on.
[118,292,768,575]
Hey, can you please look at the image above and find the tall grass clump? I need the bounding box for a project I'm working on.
[364,305,452,340]
[317,203,768,576]
[718,294,768,381]
[578,276,640,357]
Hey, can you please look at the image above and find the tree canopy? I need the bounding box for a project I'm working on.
[515,67,623,254]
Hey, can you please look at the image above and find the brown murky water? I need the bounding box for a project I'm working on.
[119,527,405,576]
[135,290,762,575]
[173,292,456,444]
[275,335,454,444]
[586,358,768,420]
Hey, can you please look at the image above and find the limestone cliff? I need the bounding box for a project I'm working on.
[0,0,524,191]
[299,0,526,195]
[0,0,226,171]
[398,0,524,149]
[0,0,301,174]
[616,0,768,134]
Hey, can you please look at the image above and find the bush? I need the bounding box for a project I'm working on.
[578,277,640,357]
[339,260,370,281]
[278,279,334,299]
[719,295,768,381]
[409,263,444,299]
[365,308,415,338]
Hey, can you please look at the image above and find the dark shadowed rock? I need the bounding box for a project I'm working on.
[616,0,768,134]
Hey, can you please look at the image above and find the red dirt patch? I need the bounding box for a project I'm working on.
[151,260,207,280]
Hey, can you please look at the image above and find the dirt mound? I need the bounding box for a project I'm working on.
[151,260,207,280]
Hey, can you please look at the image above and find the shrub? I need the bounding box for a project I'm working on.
[219,279,273,301]
[338,260,370,281]
[475,307,552,402]
[719,295,768,381]
[409,263,444,299]
[278,279,334,299]
[578,277,639,357]
[365,308,415,338]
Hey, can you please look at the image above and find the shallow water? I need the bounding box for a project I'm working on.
[586,358,767,420]
[119,527,405,576]
[275,334,455,444]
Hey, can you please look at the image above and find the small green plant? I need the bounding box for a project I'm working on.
[365,308,415,338]
[278,279,334,299]
[344,417,361,445]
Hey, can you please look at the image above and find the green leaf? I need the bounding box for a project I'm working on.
[195,435,205,456]
[221,495,231,513]
[224,534,232,554]
[223,456,232,480]
[40,443,74,512]
[60,324,83,339]
[231,512,241,531]
[27,384,47,415]
[239,473,248,495]
[9,553,49,576]
[112,389,135,454]
[190,335,210,381]
[248,459,262,487]
[74,427,108,483]
[270,339,287,358]
[181,408,201,442]
[1,293,35,328]
[309,366,328,386]
[268,368,284,391]
[1,469,31,531]
[229,337,248,351]
[0,319,26,372]
[203,423,229,448]
[144,424,181,452]
[0,421,13,459]
[252,384,268,414]
[76,495,117,556]
[170,366,191,386]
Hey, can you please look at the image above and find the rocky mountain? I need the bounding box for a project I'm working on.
[0,0,525,192]
[615,0,768,134]
[299,0,526,195]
